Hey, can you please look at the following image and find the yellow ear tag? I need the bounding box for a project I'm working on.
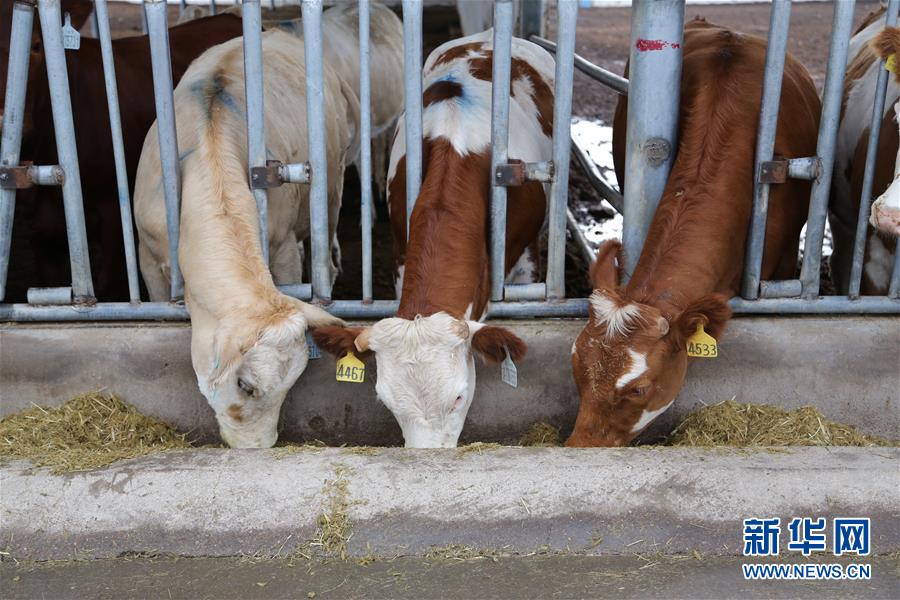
[686,324,718,358]
[336,352,365,383]
[886,53,897,74]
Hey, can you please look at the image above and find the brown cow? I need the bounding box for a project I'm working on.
[567,20,821,447]
[0,1,243,300]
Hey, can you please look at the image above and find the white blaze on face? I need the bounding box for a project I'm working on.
[615,349,648,390]
[631,400,675,434]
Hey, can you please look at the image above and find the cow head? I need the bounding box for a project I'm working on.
[566,241,731,447]
[869,26,900,237]
[314,313,526,448]
[192,300,344,448]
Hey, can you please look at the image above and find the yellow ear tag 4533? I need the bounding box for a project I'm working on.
[886,53,897,74]
[336,352,365,383]
[686,324,718,358]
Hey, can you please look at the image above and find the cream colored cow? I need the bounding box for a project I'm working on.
[134,30,358,447]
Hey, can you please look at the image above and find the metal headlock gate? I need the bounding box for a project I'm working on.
[0,0,898,323]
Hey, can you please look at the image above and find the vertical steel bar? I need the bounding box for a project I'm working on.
[38,0,95,299]
[798,0,855,299]
[242,0,269,265]
[301,0,332,301]
[490,0,514,302]
[94,0,141,303]
[0,0,34,301]
[741,0,792,300]
[890,249,900,298]
[359,0,374,302]
[145,0,184,300]
[179,0,186,17]
[210,1,218,16]
[849,0,900,298]
[401,0,423,236]
[621,0,684,282]
[545,0,579,300]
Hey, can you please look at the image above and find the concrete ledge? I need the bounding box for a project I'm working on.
[2,447,897,561]
[1,317,898,443]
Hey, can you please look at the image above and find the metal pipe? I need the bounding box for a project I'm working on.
[529,35,628,95]
[571,137,623,213]
[490,0,514,302]
[242,0,269,265]
[488,298,590,318]
[276,283,313,300]
[503,282,547,302]
[798,0,855,299]
[302,0,332,301]
[0,0,34,301]
[27,165,65,186]
[787,157,820,181]
[545,0,578,300]
[890,246,900,299]
[279,162,310,184]
[146,0,184,300]
[741,0,792,300]
[621,0,684,281]
[38,0,95,300]
[519,0,544,40]
[179,0,186,17]
[210,1,217,16]
[849,0,900,299]
[359,0,374,302]
[566,207,595,266]
[27,286,73,305]
[401,0,423,235]
[94,0,141,303]
[729,296,900,314]
[759,279,802,299]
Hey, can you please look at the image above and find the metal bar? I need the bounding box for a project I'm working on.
[519,0,544,40]
[26,286,72,305]
[27,165,65,187]
[741,0,792,300]
[759,279,802,299]
[359,0,374,303]
[302,0,332,301]
[210,1,217,16]
[849,0,900,299]
[490,0,514,302]
[545,0,578,300]
[94,0,141,303]
[276,283,313,300]
[146,0,184,300]
[621,0,684,281]
[729,296,900,314]
[179,0,186,16]
[890,246,900,299]
[529,35,628,95]
[566,207,595,266]
[242,0,269,265]
[798,0,855,299]
[402,0,423,235]
[503,282,546,301]
[571,137,623,213]
[0,0,34,301]
[488,298,589,318]
[787,157,820,181]
[38,0,95,300]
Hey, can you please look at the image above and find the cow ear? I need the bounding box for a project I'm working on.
[668,294,732,352]
[470,325,527,364]
[62,0,94,31]
[590,239,622,291]
[312,326,374,361]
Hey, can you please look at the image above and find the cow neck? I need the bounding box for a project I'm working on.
[397,138,492,320]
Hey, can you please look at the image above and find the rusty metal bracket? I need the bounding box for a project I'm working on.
[759,157,820,184]
[250,160,284,189]
[759,159,788,184]
[0,163,65,189]
[495,159,556,187]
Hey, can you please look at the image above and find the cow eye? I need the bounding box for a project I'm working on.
[237,378,255,396]
[450,394,464,411]
[628,385,650,399]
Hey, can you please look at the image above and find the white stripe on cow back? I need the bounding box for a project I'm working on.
[615,348,647,390]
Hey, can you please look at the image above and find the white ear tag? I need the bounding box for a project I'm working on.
[306,331,321,360]
[62,13,80,51]
[501,348,518,388]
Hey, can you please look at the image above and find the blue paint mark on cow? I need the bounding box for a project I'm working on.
[191,72,243,120]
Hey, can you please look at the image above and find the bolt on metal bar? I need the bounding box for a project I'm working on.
[787,157,820,180]
[242,0,270,265]
[798,0,855,299]
[490,0,514,302]
[545,0,578,300]
[849,0,900,299]
[146,0,184,300]
[359,0,374,303]
[570,138,623,213]
[38,0,95,300]
[0,0,34,301]
[621,0,684,282]
[94,0,141,303]
[741,0,792,300]
[401,0,423,237]
[529,35,628,95]
[301,0,332,301]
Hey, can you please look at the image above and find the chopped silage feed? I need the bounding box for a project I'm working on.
[0,392,192,473]
[519,422,562,447]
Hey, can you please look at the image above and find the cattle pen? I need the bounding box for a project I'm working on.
[1,0,898,591]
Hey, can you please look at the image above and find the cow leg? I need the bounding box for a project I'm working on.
[269,231,305,286]
[138,241,170,302]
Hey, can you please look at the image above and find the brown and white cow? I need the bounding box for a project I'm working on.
[566,20,821,447]
[313,29,554,447]
[831,7,899,295]
[133,31,357,447]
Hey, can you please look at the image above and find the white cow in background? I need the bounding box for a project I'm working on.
[134,31,358,447]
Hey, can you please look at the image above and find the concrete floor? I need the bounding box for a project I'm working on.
[2,555,898,600]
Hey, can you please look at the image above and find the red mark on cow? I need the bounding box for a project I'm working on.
[635,39,680,52]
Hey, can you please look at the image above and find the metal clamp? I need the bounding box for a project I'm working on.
[0,164,65,189]
[250,160,311,189]
[494,159,556,187]
[759,157,821,184]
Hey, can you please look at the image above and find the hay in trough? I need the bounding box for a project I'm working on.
[665,400,899,448]
[519,422,562,447]
[0,392,191,473]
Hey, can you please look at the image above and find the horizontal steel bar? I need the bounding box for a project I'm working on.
[786,156,821,181]
[275,283,313,300]
[26,287,73,305]
[529,35,628,95]
[280,162,311,184]
[495,160,555,186]
[503,282,547,301]
[571,137,623,213]
[488,298,589,318]
[729,297,900,314]
[759,279,802,299]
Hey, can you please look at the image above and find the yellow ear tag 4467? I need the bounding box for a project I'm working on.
[686,324,718,358]
[336,352,365,383]
[886,53,897,74]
